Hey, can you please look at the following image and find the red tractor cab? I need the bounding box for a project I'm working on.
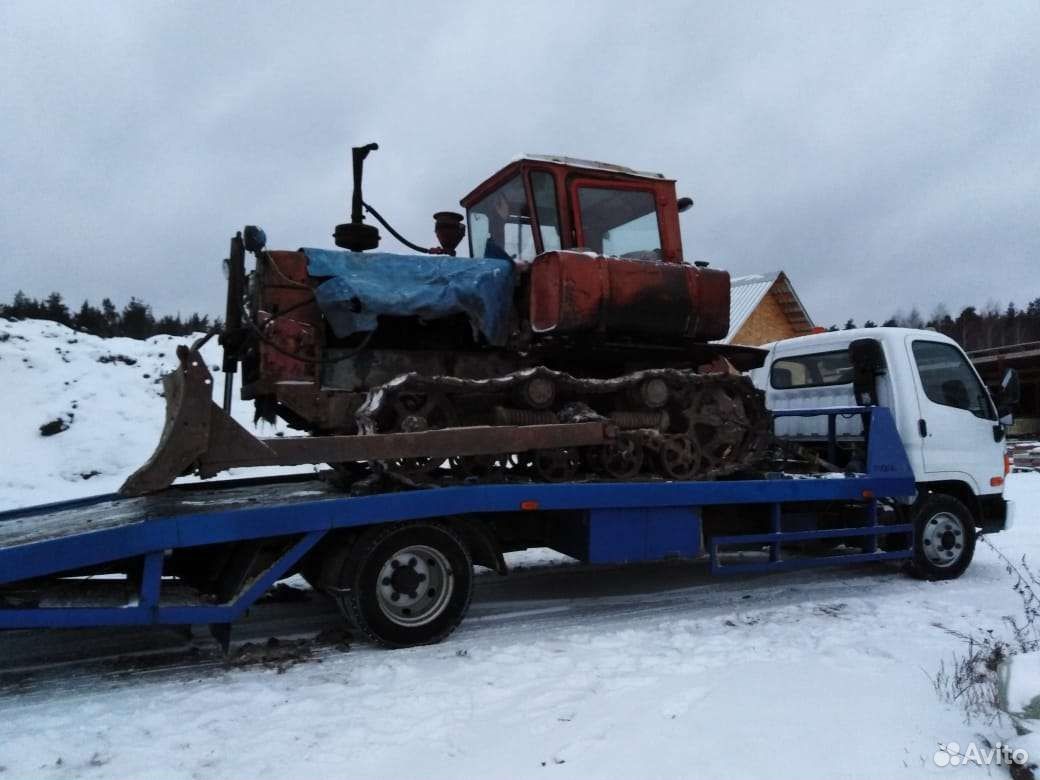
[461,156,727,344]
[460,155,689,264]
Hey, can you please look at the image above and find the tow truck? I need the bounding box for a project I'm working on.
[0,328,1018,649]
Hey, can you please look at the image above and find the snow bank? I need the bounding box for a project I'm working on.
[0,318,304,510]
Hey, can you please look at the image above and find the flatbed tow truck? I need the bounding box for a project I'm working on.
[0,373,1015,650]
[0,142,1021,651]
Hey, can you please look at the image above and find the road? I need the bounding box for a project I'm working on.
[0,554,904,697]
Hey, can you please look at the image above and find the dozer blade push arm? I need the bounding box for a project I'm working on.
[120,346,614,497]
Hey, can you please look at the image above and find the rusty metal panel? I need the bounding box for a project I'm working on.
[528,251,730,341]
[256,251,321,385]
[604,258,694,335]
[687,266,730,341]
[258,315,319,383]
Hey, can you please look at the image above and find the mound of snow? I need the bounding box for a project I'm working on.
[0,318,305,510]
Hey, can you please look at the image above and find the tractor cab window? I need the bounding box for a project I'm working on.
[467,175,537,262]
[577,187,661,260]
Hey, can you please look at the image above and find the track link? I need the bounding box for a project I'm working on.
[355,366,769,483]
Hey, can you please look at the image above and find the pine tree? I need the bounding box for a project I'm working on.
[73,300,107,335]
[44,292,71,326]
[120,298,155,339]
[154,314,184,336]
[8,290,42,319]
[185,313,211,334]
[101,298,119,336]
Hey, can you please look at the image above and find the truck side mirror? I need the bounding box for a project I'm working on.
[997,368,1021,419]
[848,338,886,406]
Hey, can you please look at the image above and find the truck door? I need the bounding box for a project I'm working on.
[904,336,1001,489]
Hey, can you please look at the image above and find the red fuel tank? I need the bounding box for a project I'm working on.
[528,251,730,342]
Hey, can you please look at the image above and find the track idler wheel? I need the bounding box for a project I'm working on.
[655,435,702,480]
[388,392,456,475]
[684,385,748,472]
[592,434,645,480]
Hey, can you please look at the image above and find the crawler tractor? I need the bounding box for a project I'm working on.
[122,145,770,496]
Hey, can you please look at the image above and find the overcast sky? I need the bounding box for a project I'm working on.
[2,1,1037,328]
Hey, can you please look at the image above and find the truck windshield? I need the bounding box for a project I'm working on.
[911,340,995,420]
[577,187,661,260]
[467,176,537,261]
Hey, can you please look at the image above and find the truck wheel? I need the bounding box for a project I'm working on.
[335,522,473,648]
[909,494,976,581]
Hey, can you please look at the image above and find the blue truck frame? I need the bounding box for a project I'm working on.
[0,407,916,633]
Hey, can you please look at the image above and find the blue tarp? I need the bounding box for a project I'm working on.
[302,249,516,346]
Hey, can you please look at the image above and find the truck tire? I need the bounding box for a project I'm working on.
[909,494,976,581]
[334,522,473,648]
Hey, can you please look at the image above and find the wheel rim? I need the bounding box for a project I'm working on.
[921,511,967,568]
[375,544,454,626]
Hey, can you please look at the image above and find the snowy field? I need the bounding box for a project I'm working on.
[1,318,1039,779]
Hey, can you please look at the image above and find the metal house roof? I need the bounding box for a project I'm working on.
[720,271,813,344]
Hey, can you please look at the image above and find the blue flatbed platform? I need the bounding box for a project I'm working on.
[0,407,918,633]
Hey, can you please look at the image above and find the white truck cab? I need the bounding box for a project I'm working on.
[755,327,1014,545]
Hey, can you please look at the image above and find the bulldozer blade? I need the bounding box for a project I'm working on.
[120,346,616,497]
[119,345,217,497]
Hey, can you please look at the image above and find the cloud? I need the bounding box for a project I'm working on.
[1,0,1037,328]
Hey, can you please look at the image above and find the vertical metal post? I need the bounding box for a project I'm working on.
[863,498,879,554]
[138,551,164,612]
[222,371,235,413]
[221,233,245,413]
[770,503,782,562]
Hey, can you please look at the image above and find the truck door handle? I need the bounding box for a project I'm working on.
[918,419,928,437]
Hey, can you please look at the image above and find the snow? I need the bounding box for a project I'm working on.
[999,651,1040,718]
[0,318,311,511]
[1,318,1039,778]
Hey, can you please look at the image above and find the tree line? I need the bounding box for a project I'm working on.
[5,288,1039,353]
[0,290,219,340]
[830,297,1040,353]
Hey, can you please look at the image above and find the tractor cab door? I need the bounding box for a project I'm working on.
[465,169,565,262]
[567,177,680,262]
[466,175,537,261]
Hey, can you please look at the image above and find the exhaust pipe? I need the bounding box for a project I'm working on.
[333,143,381,252]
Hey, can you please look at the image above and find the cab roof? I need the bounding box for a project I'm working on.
[515,154,670,181]
[768,327,960,355]
[460,154,672,207]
